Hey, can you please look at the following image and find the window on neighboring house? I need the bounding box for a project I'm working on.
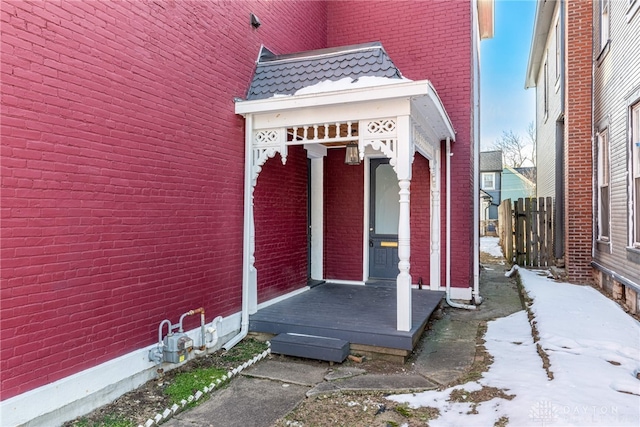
[555,20,561,82]
[629,0,640,22]
[597,129,611,241]
[482,172,495,190]
[543,55,549,118]
[600,0,610,50]
[632,103,640,247]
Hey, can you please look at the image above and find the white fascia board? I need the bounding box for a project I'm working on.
[525,0,557,89]
[252,97,410,130]
[411,84,456,142]
[235,80,441,116]
[241,80,455,143]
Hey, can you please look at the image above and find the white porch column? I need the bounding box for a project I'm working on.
[396,115,412,332]
[429,155,441,290]
[305,144,327,281]
[242,116,258,318]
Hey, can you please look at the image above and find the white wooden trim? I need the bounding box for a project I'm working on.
[256,286,311,310]
[310,157,324,280]
[430,154,441,290]
[396,115,412,331]
[363,157,372,282]
[325,279,366,286]
[251,98,409,130]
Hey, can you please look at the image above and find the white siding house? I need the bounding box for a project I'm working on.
[591,0,640,311]
[525,0,565,261]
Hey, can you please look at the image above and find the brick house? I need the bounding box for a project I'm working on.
[0,1,494,424]
[525,0,639,310]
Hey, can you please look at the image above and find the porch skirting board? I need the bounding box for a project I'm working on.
[0,314,242,427]
[325,279,366,286]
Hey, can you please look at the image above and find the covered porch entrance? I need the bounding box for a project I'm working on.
[233,43,456,354]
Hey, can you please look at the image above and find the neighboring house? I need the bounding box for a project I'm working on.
[591,0,640,313]
[525,0,566,264]
[0,1,494,425]
[525,0,592,274]
[501,166,536,202]
[526,0,639,312]
[480,150,502,234]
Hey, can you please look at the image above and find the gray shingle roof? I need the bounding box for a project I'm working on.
[246,42,403,100]
[480,151,503,171]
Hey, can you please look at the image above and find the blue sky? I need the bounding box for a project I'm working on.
[481,0,536,150]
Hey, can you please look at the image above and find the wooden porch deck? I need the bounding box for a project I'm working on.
[249,283,444,352]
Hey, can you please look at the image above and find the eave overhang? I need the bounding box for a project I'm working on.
[525,0,558,89]
[478,0,495,40]
[235,79,455,143]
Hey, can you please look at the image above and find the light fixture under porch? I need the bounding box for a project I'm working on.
[344,142,361,165]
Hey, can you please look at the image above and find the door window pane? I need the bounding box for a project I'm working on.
[374,164,399,235]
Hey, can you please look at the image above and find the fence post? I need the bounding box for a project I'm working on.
[546,197,554,263]
[515,198,524,265]
[524,198,532,266]
[505,200,513,263]
[531,197,539,267]
[538,197,547,266]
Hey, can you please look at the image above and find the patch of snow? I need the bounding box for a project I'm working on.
[480,236,504,258]
[293,76,412,96]
[388,269,640,426]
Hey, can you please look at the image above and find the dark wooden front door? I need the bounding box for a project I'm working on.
[369,158,400,279]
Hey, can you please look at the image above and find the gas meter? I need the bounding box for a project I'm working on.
[163,332,193,363]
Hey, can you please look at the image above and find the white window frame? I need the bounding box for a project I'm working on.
[597,129,611,242]
[555,20,561,83]
[482,172,496,191]
[632,103,640,247]
[600,0,610,51]
[628,0,640,22]
[543,54,549,120]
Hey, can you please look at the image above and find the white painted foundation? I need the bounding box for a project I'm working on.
[0,314,241,427]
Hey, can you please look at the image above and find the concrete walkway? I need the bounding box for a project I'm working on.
[164,260,523,427]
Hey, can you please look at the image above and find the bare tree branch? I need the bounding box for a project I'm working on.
[491,130,531,168]
[526,121,536,167]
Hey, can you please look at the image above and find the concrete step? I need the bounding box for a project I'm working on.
[270,333,350,363]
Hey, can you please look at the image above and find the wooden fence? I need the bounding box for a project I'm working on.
[498,197,554,267]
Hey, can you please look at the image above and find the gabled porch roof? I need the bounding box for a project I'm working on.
[246,42,402,100]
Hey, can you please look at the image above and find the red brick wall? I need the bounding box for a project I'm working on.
[327,0,474,287]
[324,149,364,280]
[1,0,327,400]
[410,154,431,283]
[564,0,593,283]
[254,147,309,301]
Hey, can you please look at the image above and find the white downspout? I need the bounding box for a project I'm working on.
[446,137,476,310]
[472,0,483,305]
[224,112,253,350]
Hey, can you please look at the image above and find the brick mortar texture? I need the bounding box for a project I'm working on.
[0,0,327,399]
[564,0,594,284]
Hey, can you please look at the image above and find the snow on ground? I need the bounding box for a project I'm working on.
[389,266,640,426]
[480,236,504,258]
